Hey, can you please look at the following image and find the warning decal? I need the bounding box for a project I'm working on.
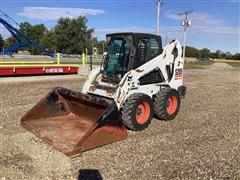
[175,68,183,80]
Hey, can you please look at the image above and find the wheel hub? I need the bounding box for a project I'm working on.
[137,108,142,115]
[135,102,150,124]
[167,96,177,115]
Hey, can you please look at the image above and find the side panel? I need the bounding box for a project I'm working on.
[115,40,184,108]
[168,42,184,89]
[0,66,78,76]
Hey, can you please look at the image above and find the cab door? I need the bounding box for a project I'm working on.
[133,37,161,69]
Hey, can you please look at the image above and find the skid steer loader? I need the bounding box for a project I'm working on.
[21,33,186,157]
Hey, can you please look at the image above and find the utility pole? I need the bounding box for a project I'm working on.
[156,0,164,35]
[178,10,193,63]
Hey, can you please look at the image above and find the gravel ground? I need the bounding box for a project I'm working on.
[0,68,239,179]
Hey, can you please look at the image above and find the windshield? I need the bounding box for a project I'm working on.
[103,38,131,79]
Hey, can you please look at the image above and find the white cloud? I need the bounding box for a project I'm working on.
[165,10,239,38]
[18,7,105,20]
[166,10,224,25]
[94,26,183,44]
[165,10,183,21]
[191,25,239,37]
[190,12,224,25]
[94,26,182,35]
[93,26,154,40]
[95,27,155,34]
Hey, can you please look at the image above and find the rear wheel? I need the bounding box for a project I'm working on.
[121,93,154,131]
[154,88,180,120]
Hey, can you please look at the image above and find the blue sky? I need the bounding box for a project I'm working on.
[1,0,239,53]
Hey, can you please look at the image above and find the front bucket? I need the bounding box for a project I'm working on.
[21,87,127,158]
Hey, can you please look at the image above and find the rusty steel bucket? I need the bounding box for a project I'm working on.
[21,87,127,158]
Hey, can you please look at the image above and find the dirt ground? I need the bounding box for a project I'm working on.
[0,67,239,179]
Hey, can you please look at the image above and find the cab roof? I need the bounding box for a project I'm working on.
[106,32,161,39]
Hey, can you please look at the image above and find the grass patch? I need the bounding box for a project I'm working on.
[184,61,240,69]
[60,61,102,65]
[84,62,102,65]
[184,61,214,69]
[224,62,240,67]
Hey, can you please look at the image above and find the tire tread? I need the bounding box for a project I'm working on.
[154,88,180,121]
[121,93,153,131]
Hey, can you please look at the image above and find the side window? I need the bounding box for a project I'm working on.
[106,39,123,73]
[104,38,132,79]
[137,40,145,63]
[134,40,146,68]
[146,39,160,61]
[134,38,161,69]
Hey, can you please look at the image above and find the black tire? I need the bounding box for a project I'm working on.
[154,88,180,120]
[121,93,154,131]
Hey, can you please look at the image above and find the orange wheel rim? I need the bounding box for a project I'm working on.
[167,96,177,115]
[136,102,150,124]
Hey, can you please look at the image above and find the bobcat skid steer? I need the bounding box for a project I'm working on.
[21,33,186,157]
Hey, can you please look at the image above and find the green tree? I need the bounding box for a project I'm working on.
[215,50,225,59]
[41,30,56,52]
[93,40,107,54]
[54,16,94,54]
[233,53,240,60]
[199,48,211,57]
[19,22,47,54]
[185,46,199,58]
[225,51,233,59]
[4,36,16,50]
[209,51,215,58]
[0,34,4,51]
[19,21,31,32]
[3,21,48,54]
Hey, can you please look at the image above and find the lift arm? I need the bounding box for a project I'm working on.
[0,10,53,56]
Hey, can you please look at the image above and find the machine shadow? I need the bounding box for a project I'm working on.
[78,169,103,180]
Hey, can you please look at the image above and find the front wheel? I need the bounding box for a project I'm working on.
[121,93,154,131]
[154,88,181,120]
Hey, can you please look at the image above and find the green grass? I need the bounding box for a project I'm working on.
[184,61,214,69]
[64,61,240,69]
[184,61,240,69]
[224,62,240,67]
[3,56,239,68]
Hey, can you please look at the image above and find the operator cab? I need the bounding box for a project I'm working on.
[101,32,162,82]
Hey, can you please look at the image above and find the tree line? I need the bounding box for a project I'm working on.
[0,16,239,60]
[185,46,240,60]
[0,16,106,55]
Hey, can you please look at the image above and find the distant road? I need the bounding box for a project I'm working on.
[0,54,103,65]
[1,54,238,64]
